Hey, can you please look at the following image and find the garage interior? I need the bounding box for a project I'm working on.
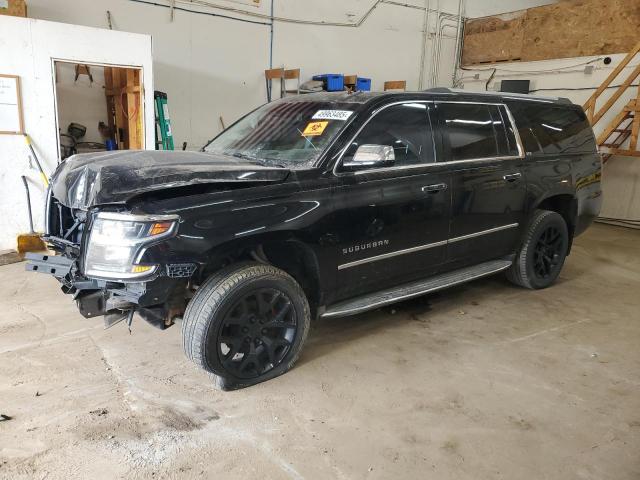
[1,0,639,479]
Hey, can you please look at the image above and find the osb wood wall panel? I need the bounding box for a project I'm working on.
[523,0,640,62]
[462,0,640,65]
[462,15,525,64]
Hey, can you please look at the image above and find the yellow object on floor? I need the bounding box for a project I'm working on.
[17,233,46,254]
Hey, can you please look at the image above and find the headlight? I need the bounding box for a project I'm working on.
[84,212,179,280]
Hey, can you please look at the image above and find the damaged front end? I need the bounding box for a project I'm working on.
[26,191,192,330]
[25,150,290,331]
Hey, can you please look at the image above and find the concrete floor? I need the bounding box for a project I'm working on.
[0,223,639,479]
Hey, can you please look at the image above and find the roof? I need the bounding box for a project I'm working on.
[276,88,574,107]
[278,91,387,104]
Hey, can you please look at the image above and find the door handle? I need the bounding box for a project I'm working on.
[503,173,522,182]
[422,183,448,193]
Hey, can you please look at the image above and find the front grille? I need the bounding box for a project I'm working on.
[45,195,86,255]
[48,199,74,239]
[166,263,197,278]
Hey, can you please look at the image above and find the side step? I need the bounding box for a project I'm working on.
[321,259,512,318]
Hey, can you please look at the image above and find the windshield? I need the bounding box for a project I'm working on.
[204,100,357,167]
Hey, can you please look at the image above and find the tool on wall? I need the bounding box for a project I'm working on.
[154,91,174,150]
[23,134,49,186]
[74,64,94,84]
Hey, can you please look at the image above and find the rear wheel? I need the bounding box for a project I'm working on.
[182,262,310,390]
[506,210,569,289]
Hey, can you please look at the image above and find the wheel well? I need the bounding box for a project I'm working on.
[262,241,321,311]
[537,194,577,249]
[200,239,321,313]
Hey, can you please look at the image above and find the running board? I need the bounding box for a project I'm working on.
[321,259,513,318]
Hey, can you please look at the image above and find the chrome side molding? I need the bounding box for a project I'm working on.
[447,223,519,244]
[338,223,518,270]
[338,240,448,271]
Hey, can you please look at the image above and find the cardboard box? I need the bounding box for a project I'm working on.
[0,0,27,17]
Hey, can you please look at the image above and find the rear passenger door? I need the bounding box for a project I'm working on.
[434,102,527,266]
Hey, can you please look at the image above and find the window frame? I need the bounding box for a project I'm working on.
[333,100,438,176]
[435,101,525,164]
[333,100,525,176]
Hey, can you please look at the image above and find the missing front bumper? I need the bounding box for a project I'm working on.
[25,252,73,278]
[26,253,187,331]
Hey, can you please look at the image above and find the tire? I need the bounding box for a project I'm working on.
[182,262,310,390]
[506,209,569,289]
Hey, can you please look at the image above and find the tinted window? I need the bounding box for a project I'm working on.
[342,103,434,167]
[439,103,515,161]
[508,103,596,155]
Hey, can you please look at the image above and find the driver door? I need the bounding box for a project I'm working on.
[331,102,452,301]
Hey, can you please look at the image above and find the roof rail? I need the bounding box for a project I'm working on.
[423,87,572,104]
[423,87,453,93]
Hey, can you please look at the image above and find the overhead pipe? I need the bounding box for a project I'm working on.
[431,14,463,86]
[427,0,440,88]
[269,0,274,68]
[432,15,444,86]
[427,0,464,88]
[418,0,431,90]
[129,0,465,87]
[433,15,450,87]
[451,0,466,88]
[435,23,459,87]
[171,0,461,28]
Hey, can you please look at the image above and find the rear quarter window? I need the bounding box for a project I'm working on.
[508,103,596,155]
[437,103,518,161]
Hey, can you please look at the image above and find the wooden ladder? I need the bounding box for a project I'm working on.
[596,102,637,162]
[583,41,640,162]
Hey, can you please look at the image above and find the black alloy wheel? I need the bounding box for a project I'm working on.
[218,288,297,379]
[506,209,569,289]
[532,225,565,280]
[182,262,310,390]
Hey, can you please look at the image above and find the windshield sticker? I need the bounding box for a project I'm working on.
[302,121,329,136]
[312,110,353,121]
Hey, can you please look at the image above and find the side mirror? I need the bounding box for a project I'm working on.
[342,144,395,171]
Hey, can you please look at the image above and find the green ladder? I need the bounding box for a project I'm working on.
[154,91,174,150]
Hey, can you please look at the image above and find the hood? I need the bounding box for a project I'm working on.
[50,150,290,209]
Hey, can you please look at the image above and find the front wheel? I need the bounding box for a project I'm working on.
[506,209,569,289]
[182,262,310,390]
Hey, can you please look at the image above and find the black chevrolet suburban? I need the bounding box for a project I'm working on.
[28,89,602,389]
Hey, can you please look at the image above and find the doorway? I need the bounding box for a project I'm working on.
[53,60,145,160]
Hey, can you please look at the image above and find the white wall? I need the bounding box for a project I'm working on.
[466,0,555,17]
[23,0,558,151]
[0,15,153,250]
[25,0,474,150]
[460,54,640,220]
[55,62,108,144]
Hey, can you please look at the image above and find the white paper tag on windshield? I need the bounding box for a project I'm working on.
[312,110,353,121]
